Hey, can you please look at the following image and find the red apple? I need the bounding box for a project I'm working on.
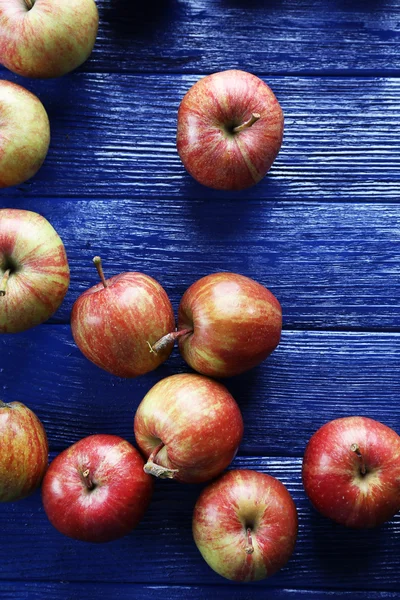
[0,209,70,333]
[193,469,298,581]
[0,0,99,78]
[177,69,284,190]
[42,434,153,543]
[0,80,50,188]
[302,416,400,528]
[0,399,48,502]
[134,373,244,483]
[152,272,282,378]
[71,256,175,378]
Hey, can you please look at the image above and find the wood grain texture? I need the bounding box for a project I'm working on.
[1,0,395,76]
[1,199,399,330]
[1,327,399,455]
[0,582,399,600]
[1,456,400,590]
[0,74,399,200]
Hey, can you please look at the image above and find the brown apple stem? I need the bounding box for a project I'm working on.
[81,468,95,490]
[245,527,254,554]
[93,256,108,288]
[143,442,179,479]
[24,0,34,8]
[351,443,367,476]
[233,113,261,134]
[148,328,193,354]
[0,270,11,297]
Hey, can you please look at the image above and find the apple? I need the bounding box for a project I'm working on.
[151,272,282,378]
[0,80,50,188]
[0,0,99,78]
[0,209,70,333]
[193,469,298,581]
[0,399,48,502]
[177,69,284,190]
[71,256,175,378]
[302,416,400,528]
[134,373,244,483]
[42,434,153,543]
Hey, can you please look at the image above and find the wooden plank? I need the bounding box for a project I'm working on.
[2,327,399,455]
[1,456,400,590]
[0,582,399,600]
[0,74,399,200]
[3,0,395,76]
[2,199,399,330]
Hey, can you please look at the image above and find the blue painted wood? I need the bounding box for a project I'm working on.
[0,74,399,201]
[1,199,399,330]
[1,327,399,456]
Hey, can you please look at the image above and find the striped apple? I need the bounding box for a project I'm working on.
[0,209,70,333]
[134,373,244,483]
[177,69,284,190]
[71,257,175,378]
[0,400,48,502]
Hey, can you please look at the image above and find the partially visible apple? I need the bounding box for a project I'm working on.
[302,416,400,528]
[177,69,284,190]
[151,272,282,378]
[0,209,70,333]
[71,257,175,378]
[0,80,50,188]
[134,373,244,483]
[193,469,298,581]
[0,0,99,78]
[42,434,153,543]
[0,399,48,502]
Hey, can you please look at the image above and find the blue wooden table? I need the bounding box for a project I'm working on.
[1,1,400,598]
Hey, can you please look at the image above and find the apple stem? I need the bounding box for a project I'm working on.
[81,469,95,491]
[0,270,11,297]
[24,0,34,8]
[143,442,179,480]
[93,256,108,288]
[233,113,261,134]
[245,527,254,554]
[351,443,367,476]
[149,328,193,354]
[0,400,8,408]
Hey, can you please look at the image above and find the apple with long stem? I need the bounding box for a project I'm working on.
[0,0,99,78]
[0,209,70,333]
[302,416,400,528]
[0,399,48,502]
[0,80,50,188]
[177,69,284,190]
[193,469,298,581]
[151,272,282,378]
[134,373,244,483]
[71,257,175,378]
[42,434,153,542]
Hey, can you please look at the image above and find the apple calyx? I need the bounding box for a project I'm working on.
[245,527,255,554]
[0,400,9,409]
[149,328,193,354]
[351,443,367,476]
[81,468,96,491]
[143,442,179,479]
[0,270,11,297]
[233,113,261,134]
[93,256,108,288]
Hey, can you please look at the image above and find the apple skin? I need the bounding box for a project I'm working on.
[0,209,70,333]
[302,416,400,528]
[134,373,244,484]
[176,272,282,378]
[71,262,176,378]
[42,434,153,543]
[193,469,298,582]
[0,0,99,78]
[0,400,48,502]
[0,80,50,188]
[177,69,284,190]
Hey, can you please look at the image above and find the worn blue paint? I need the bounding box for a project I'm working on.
[0,0,399,598]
